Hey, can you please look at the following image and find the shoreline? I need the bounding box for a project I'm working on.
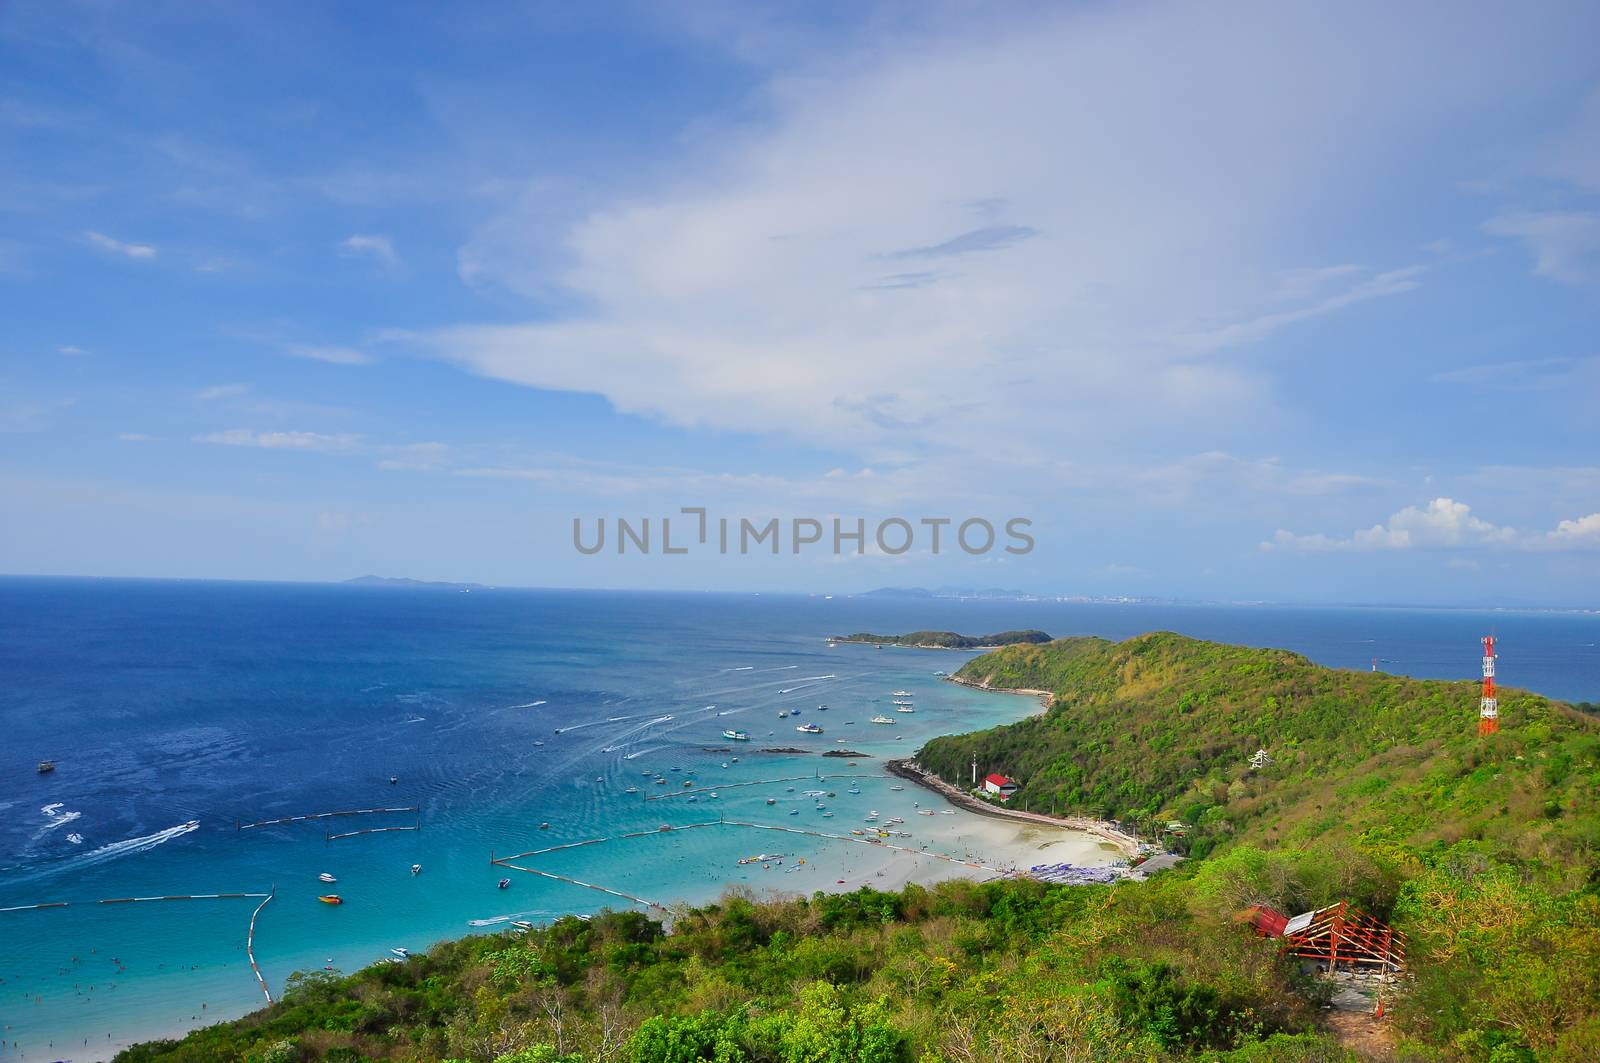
[885,758,1141,859]
[943,673,1053,712]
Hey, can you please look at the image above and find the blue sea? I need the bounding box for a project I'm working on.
[1,578,1597,1059]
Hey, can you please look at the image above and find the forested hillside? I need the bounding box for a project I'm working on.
[923,633,1600,874]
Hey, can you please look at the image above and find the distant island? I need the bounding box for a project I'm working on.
[343,575,487,590]
[830,629,1053,649]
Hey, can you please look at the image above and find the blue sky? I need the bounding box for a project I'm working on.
[3,1,1599,605]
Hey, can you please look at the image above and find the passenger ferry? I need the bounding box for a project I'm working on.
[722,728,750,741]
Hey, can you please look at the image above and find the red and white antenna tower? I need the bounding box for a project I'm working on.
[1479,635,1498,737]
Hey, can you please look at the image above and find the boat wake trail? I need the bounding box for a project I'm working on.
[72,821,201,871]
[510,700,548,709]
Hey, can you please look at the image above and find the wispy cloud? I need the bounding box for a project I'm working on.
[195,383,251,401]
[195,429,359,452]
[340,233,399,269]
[84,230,156,259]
[117,432,151,442]
[1484,211,1600,286]
[425,3,1520,456]
[1264,497,1600,552]
[890,224,1039,259]
[57,345,85,357]
[284,343,374,366]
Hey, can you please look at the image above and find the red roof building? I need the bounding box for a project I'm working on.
[982,773,1019,799]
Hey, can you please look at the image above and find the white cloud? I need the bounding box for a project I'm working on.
[195,383,250,401]
[411,4,1566,456]
[284,343,373,366]
[1265,497,1600,552]
[1547,512,1600,549]
[84,230,156,259]
[340,233,398,269]
[57,345,85,356]
[195,429,359,453]
[1484,211,1600,286]
[116,432,151,442]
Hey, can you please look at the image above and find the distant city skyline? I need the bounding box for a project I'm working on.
[3,2,1599,606]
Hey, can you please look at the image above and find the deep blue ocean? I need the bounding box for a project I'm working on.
[1,577,1596,1058]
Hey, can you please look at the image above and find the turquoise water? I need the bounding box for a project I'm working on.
[1,579,1596,1058]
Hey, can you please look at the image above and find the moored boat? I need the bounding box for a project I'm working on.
[870,715,895,724]
[319,872,337,884]
[497,878,511,889]
[318,894,343,905]
[722,728,749,741]
[37,760,55,774]
[796,723,823,734]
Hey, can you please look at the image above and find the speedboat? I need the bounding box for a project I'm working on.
[818,704,828,711]
[796,723,823,734]
[871,715,895,725]
[847,786,861,795]
[390,947,409,958]
[767,797,777,805]
[723,729,749,741]
[890,785,904,791]
[625,785,639,794]
[37,760,54,774]
[778,711,788,718]
[319,872,337,884]
[497,878,511,889]
[892,690,913,697]
[318,894,343,905]
[410,864,422,875]
[789,809,799,816]
[939,809,956,815]
[896,706,915,713]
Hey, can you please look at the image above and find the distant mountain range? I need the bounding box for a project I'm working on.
[344,575,487,590]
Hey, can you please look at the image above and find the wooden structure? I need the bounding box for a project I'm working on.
[1281,901,1405,974]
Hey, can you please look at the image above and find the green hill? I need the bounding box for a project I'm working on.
[832,629,1053,649]
[923,632,1600,872]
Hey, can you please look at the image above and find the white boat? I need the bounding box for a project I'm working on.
[390,947,409,958]
[891,785,904,791]
[625,785,639,794]
[796,723,823,734]
[888,817,904,824]
[410,864,422,875]
[896,706,915,713]
[892,690,913,697]
[893,700,914,707]
[803,789,827,797]
[939,809,956,815]
[778,711,788,718]
[918,809,935,816]
[319,872,337,884]
[723,729,749,741]
[870,715,895,725]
